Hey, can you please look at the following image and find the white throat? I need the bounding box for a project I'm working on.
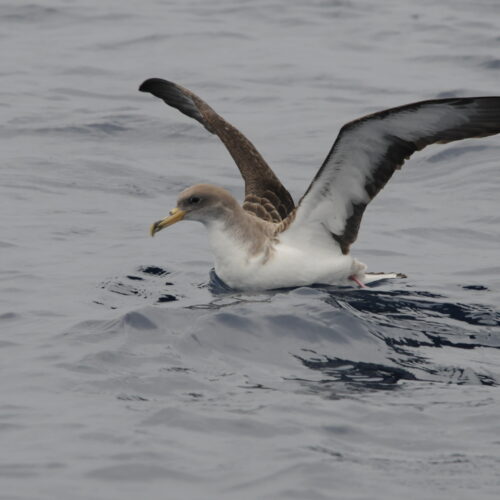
[205,219,252,270]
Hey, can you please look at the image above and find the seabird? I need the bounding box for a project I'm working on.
[139,78,500,290]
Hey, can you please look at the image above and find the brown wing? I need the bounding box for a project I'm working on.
[284,96,500,254]
[139,78,295,222]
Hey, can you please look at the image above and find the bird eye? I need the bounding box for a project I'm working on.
[189,196,201,204]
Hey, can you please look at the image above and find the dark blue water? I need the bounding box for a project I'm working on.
[2,1,500,499]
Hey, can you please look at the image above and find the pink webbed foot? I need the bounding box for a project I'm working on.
[349,275,367,288]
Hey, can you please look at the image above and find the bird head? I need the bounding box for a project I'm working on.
[150,184,238,236]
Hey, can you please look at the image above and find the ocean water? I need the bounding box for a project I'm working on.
[2,0,500,498]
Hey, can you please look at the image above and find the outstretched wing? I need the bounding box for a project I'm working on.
[282,96,500,253]
[139,78,295,223]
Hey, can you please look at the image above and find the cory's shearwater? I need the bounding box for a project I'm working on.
[140,78,500,290]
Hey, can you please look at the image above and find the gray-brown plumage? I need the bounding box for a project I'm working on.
[139,78,294,223]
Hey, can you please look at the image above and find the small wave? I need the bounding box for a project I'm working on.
[481,58,500,70]
[3,5,62,23]
[96,265,179,309]
[81,270,500,394]
[94,34,174,51]
[28,122,128,137]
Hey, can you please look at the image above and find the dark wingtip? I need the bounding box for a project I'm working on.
[138,76,209,130]
[139,77,169,94]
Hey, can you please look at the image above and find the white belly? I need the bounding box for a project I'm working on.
[212,235,363,290]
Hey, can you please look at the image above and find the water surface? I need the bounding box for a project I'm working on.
[2,1,500,498]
